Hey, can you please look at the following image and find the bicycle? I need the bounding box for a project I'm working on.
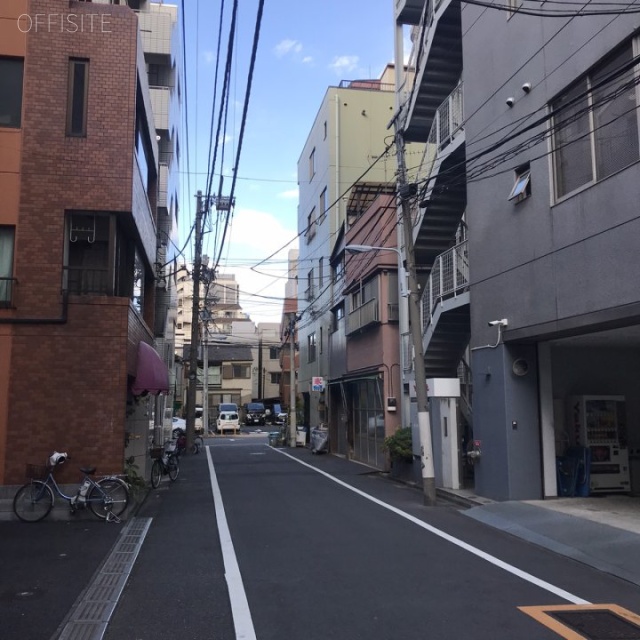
[13,452,130,523]
[150,441,180,488]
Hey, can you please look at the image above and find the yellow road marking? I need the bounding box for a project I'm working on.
[519,604,640,639]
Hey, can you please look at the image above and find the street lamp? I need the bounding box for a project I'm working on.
[345,242,436,505]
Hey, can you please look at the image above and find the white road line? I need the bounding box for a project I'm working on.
[206,447,257,640]
[276,449,590,606]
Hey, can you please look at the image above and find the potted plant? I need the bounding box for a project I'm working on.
[383,427,415,481]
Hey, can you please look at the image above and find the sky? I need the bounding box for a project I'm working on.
[177,1,399,325]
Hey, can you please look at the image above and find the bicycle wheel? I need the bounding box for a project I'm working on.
[13,481,54,522]
[168,454,179,481]
[151,459,162,488]
[88,478,130,520]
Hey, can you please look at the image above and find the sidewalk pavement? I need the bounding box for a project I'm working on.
[437,486,640,588]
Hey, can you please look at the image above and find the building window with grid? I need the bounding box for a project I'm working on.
[306,268,315,301]
[308,332,317,363]
[269,347,279,359]
[318,257,324,288]
[552,42,639,200]
[319,188,327,223]
[306,207,316,242]
[67,58,89,136]
[0,226,15,307]
[0,57,24,128]
[270,372,281,385]
[309,147,315,179]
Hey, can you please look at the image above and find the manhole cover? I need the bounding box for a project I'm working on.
[550,610,640,639]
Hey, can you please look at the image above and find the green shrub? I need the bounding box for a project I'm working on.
[383,427,414,461]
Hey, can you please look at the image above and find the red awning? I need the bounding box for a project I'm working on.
[131,341,170,396]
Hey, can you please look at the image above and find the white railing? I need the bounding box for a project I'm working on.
[421,240,469,332]
[415,80,464,195]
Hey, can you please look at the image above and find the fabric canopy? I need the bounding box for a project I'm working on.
[131,341,170,396]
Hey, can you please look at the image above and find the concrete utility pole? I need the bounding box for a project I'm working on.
[186,190,204,452]
[288,313,297,447]
[394,130,437,507]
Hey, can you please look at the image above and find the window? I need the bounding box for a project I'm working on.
[333,255,345,282]
[67,58,89,136]
[319,188,327,223]
[269,347,279,359]
[552,43,639,199]
[270,372,281,385]
[223,364,251,379]
[508,164,531,202]
[306,207,316,242]
[323,121,327,140]
[65,213,111,295]
[0,57,24,128]
[0,226,15,306]
[309,148,316,179]
[306,268,315,301]
[319,257,324,288]
[308,332,317,363]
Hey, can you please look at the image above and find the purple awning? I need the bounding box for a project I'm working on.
[131,341,170,396]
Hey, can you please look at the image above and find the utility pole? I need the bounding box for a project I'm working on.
[391,103,436,506]
[186,190,204,452]
[288,313,297,447]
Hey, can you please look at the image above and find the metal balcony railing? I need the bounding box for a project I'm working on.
[0,277,17,308]
[346,298,379,335]
[421,240,469,331]
[414,81,464,222]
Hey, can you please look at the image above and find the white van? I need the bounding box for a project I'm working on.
[217,411,240,435]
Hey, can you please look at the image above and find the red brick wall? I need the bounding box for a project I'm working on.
[5,298,131,484]
[2,1,146,485]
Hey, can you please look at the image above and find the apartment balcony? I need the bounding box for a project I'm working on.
[412,82,466,270]
[136,9,173,56]
[421,241,470,378]
[149,86,170,131]
[402,0,462,142]
[346,298,379,335]
[158,162,169,208]
[395,0,425,24]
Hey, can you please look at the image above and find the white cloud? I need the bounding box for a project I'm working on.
[216,208,298,324]
[329,55,359,74]
[302,56,313,64]
[203,50,215,64]
[279,188,299,200]
[274,39,303,58]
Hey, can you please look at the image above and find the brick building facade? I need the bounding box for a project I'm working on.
[0,0,173,485]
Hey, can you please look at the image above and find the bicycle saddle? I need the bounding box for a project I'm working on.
[80,467,96,475]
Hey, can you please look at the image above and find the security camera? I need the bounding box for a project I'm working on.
[506,97,515,107]
[488,319,509,327]
[522,82,532,93]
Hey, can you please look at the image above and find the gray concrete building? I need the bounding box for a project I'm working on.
[395,0,640,500]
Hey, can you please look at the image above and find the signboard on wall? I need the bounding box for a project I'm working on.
[312,377,325,392]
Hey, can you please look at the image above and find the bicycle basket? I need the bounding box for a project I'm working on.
[25,464,48,480]
[150,447,164,459]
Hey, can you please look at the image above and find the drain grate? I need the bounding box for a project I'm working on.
[550,610,640,640]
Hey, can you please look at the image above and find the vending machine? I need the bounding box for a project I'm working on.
[567,396,630,493]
